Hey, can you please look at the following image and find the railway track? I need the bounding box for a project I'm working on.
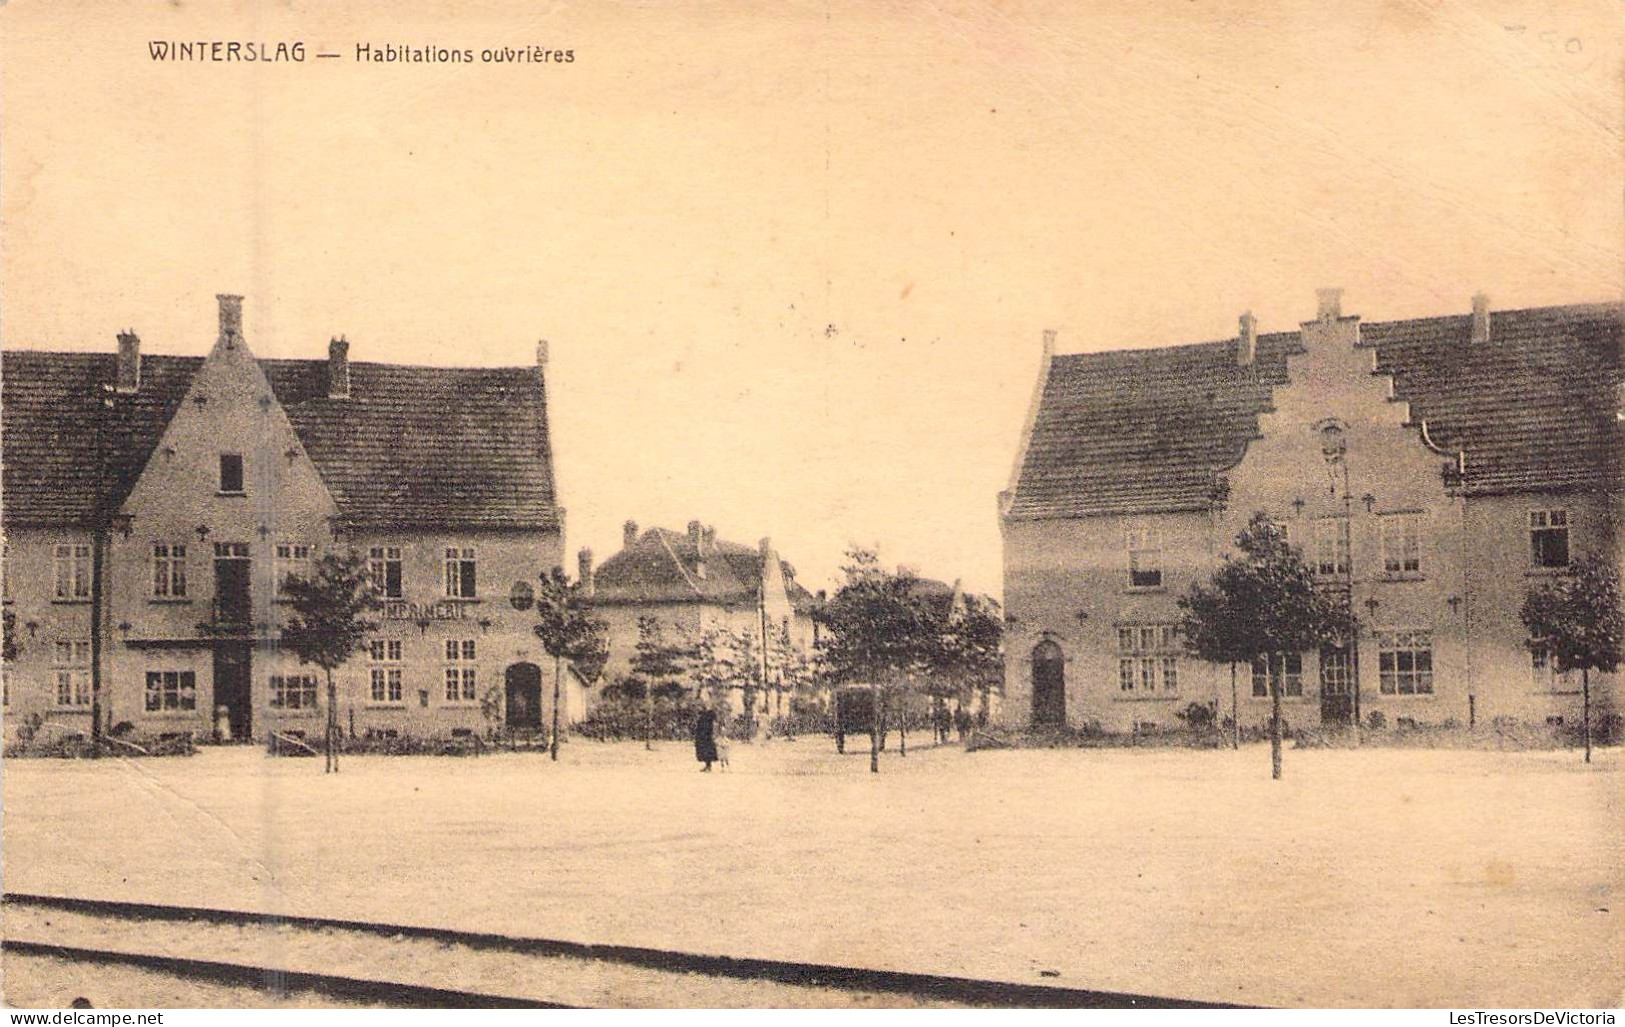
[2,892,1246,1009]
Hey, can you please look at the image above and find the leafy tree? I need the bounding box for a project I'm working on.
[630,616,693,750]
[533,566,609,761]
[279,553,382,773]
[1521,554,1623,764]
[1179,513,1348,779]
[3,606,19,664]
[933,593,1004,737]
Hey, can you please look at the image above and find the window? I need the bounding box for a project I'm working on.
[53,640,91,706]
[274,543,312,597]
[368,546,404,599]
[270,674,319,710]
[1313,517,1349,576]
[1125,528,1162,589]
[1530,639,1575,692]
[444,547,477,598]
[219,453,245,494]
[1379,513,1422,575]
[1320,646,1352,697]
[1251,653,1304,698]
[370,639,404,703]
[444,639,477,701]
[1529,509,1569,568]
[1116,625,1178,694]
[1376,630,1434,695]
[152,542,188,598]
[144,670,197,712]
[53,543,91,600]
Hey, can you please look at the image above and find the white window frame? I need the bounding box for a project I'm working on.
[152,542,189,598]
[53,543,92,601]
[1125,528,1163,589]
[1313,517,1349,576]
[369,638,404,704]
[1251,652,1304,698]
[53,639,91,707]
[144,669,197,712]
[1378,512,1423,576]
[1116,624,1178,695]
[1529,509,1570,569]
[274,542,313,598]
[444,547,477,599]
[269,673,319,710]
[1530,638,1576,693]
[444,638,477,701]
[368,546,405,599]
[1376,629,1434,695]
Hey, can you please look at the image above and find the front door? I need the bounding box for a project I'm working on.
[213,643,253,741]
[213,543,251,625]
[1320,645,1353,726]
[1031,641,1066,727]
[505,663,543,731]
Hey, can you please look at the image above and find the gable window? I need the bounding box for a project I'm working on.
[444,547,477,598]
[218,453,245,495]
[1379,513,1423,576]
[53,640,91,706]
[274,543,312,597]
[1251,652,1304,698]
[144,670,197,712]
[1125,528,1163,589]
[53,543,92,601]
[1313,517,1349,576]
[1530,638,1575,693]
[1376,630,1434,695]
[152,542,188,598]
[1529,510,1569,568]
[1117,625,1178,695]
[369,639,404,703]
[269,674,319,710]
[368,546,404,599]
[444,639,477,701]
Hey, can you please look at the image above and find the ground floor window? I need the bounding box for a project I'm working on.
[445,639,477,701]
[53,640,91,706]
[370,638,404,703]
[145,670,197,711]
[1320,646,1351,696]
[1117,624,1179,695]
[1529,638,1575,692]
[270,674,319,710]
[1251,652,1304,698]
[1376,630,1433,695]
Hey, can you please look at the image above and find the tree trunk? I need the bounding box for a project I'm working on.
[1270,673,1282,781]
[550,656,562,761]
[869,680,879,774]
[899,698,907,757]
[645,684,653,751]
[326,670,339,774]
[1582,667,1592,764]
[1230,662,1239,751]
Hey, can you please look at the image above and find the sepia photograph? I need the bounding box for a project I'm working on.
[0,0,1620,1013]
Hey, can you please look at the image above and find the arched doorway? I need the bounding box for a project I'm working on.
[1031,640,1066,727]
[505,663,543,731]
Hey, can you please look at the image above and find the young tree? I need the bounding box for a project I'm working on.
[533,566,609,761]
[279,553,382,773]
[937,593,1004,736]
[631,616,692,750]
[1179,513,1348,779]
[1522,554,1623,764]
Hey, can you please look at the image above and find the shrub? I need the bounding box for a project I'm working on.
[1367,710,1387,731]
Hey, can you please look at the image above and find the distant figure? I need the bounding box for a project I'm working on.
[714,716,732,771]
[693,707,719,771]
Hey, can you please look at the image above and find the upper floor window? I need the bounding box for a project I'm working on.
[53,544,91,601]
[1313,517,1349,576]
[1251,652,1304,698]
[1376,629,1433,695]
[444,547,477,598]
[53,640,91,706]
[1125,528,1162,589]
[152,542,188,598]
[368,546,404,599]
[1379,513,1422,576]
[218,453,245,495]
[1529,509,1569,568]
[274,543,312,597]
[1117,625,1178,694]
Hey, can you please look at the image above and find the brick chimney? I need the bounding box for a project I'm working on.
[577,547,594,596]
[1471,293,1491,344]
[1042,328,1056,356]
[115,330,141,393]
[1237,311,1257,367]
[536,339,549,366]
[217,294,243,347]
[328,337,351,399]
[1315,287,1343,322]
[623,520,639,549]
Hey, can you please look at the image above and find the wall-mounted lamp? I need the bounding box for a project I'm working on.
[117,621,132,634]
[1291,497,1306,516]
[1447,596,1462,615]
[1362,493,1377,513]
[25,619,38,638]
[1364,597,1381,616]
[195,525,211,541]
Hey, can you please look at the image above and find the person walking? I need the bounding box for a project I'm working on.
[693,706,719,772]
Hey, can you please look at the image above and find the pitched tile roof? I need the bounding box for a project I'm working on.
[592,526,819,610]
[1005,303,1622,520]
[2,351,560,531]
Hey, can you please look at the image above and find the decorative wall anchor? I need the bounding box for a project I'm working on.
[1362,493,1377,513]
[195,525,211,540]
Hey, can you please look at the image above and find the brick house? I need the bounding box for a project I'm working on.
[2,294,567,743]
[999,290,1622,734]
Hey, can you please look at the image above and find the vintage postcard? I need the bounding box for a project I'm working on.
[0,0,1620,1013]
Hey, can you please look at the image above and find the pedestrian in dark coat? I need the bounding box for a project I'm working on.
[694,707,719,771]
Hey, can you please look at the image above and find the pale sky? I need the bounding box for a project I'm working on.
[3,0,1619,597]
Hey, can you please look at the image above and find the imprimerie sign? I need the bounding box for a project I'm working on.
[381,600,471,622]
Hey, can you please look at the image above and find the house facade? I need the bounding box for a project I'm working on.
[1000,290,1622,734]
[2,294,567,743]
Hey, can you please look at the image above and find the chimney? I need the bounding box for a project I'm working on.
[1041,328,1056,356]
[536,339,549,366]
[688,520,704,550]
[115,330,141,393]
[328,337,351,399]
[217,294,243,347]
[577,547,594,596]
[1237,311,1257,367]
[1315,288,1343,322]
[1471,293,1491,344]
[622,520,639,549]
